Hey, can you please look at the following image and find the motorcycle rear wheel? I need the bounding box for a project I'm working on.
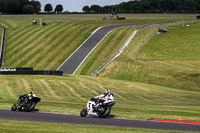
[97,107,111,118]
[25,102,36,112]
[80,107,87,117]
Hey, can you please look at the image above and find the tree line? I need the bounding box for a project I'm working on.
[0,0,41,14]
[0,0,63,14]
[83,0,200,13]
[44,3,63,14]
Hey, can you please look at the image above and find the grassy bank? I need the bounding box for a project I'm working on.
[75,26,135,75]
[0,75,199,121]
[2,20,99,70]
[99,22,200,91]
[0,14,197,70]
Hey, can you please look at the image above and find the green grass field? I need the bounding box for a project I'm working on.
[0,75,199,121]
[0,14,197,70]
[0,120,191,133]
[99,22,200,91]
[0,14,200,132]
[2,20,99,70]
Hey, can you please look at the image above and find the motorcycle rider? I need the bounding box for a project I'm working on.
[17,91,36,107]
[92,89,114,113]
[28,91,37,97]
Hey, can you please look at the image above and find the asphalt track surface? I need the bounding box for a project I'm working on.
[57,24,135,74]
[0,109,200,132]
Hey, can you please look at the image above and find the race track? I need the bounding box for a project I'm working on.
[57,24,135,74]
[0,109,200,132]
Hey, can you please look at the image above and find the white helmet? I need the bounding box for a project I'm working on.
[104,89,111,95]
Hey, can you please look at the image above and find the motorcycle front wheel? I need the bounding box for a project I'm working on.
[25,102,36,112]
[11,104,17,111]
[80,107,87,117]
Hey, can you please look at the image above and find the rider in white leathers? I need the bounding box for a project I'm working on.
[93,89,114,112]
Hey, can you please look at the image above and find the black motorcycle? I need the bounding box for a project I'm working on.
[11,93,41,112]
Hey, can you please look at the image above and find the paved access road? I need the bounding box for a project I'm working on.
[0,109,200,132]
[57,24,135,74]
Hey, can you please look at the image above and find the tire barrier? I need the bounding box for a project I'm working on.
[0,67,63,76]
[92,20,200,77]
[0,26,5,68]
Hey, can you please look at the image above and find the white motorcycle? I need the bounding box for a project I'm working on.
[80,94,116,118]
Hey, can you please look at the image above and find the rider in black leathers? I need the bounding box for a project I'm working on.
[17,91,37,106]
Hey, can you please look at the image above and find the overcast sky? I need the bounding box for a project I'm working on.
[38,0,130,12]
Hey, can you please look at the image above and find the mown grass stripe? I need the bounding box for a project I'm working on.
[32,21,97,70]
[6,23,56,54]
[23,24,77,69]
[5,23,65,67]
[13,23,67,67]
[57,81,79,101]
[63,82,86,101]
[5,27,44,63]
[20,78,31,93]
[27,22,91,70]
[28,22,82,69]
[37,79,61,100]
[0,20,13,28]
[40,24,93,70]
[1,80,16,100]
[78,84,99,96]
[8,26,28,39]
[39,79,61,100]
[45,79,69,100]
[6,26,38,48]
[33,79,47,98]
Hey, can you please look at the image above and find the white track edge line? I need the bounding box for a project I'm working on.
[56,26,104,70]
[72,30,113,75]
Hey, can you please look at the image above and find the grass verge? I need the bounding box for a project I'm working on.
[0,120,192,133]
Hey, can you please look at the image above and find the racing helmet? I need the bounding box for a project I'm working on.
[29,91,37,97]
[104,89,111,95]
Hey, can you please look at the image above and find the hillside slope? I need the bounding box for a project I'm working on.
[0,14,199,122]
[99,22,200,91]
[0,14,197,70]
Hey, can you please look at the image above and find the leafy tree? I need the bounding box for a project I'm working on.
[0,0,21,13]
[23,4,35,14]
[44,3,53,13]
[0,0,41,14]
[30,0,41,13]
[83,0,200,13]
[82,5,90,13]
[55,4,63,14]
[90,5,101,13]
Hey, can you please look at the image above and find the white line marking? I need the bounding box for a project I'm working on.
[57,26,104,71]
[72,30,113,74]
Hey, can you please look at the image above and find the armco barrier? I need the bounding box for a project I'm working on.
[0,26,5,67]
[0,67,63,76]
